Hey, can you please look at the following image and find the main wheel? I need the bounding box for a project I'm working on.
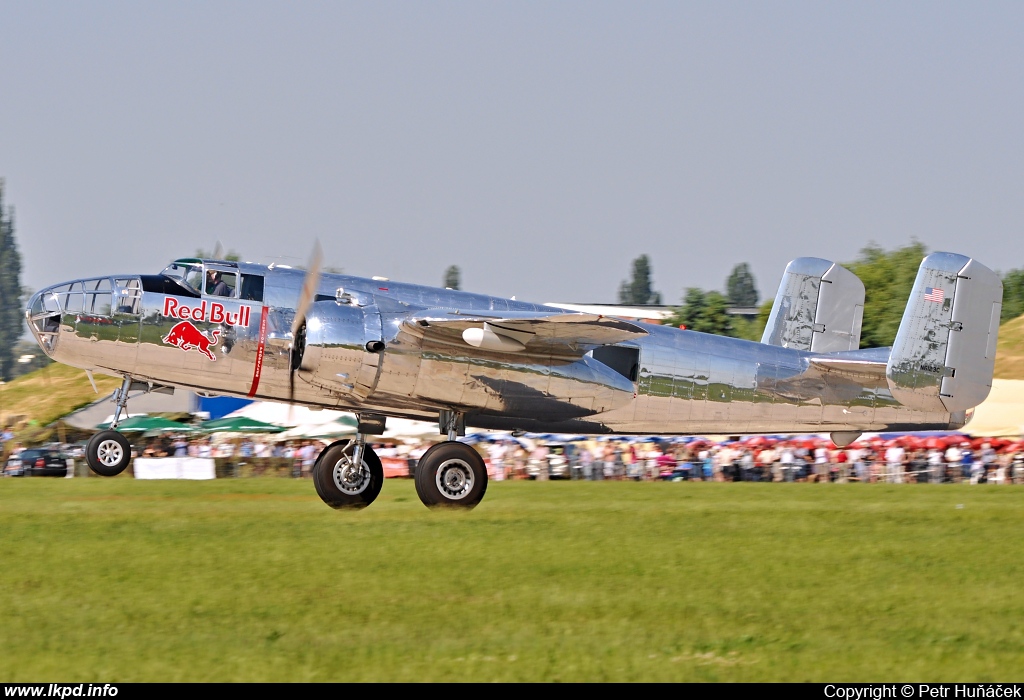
[312,441,383,509]
[86,430,132,477]
[414,441,488,509]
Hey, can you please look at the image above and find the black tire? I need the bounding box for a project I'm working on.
[312,441,383,509]
[86,430,132,477]
[414,441,488,509]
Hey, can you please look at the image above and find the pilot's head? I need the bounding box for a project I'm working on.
[206,270,221,292]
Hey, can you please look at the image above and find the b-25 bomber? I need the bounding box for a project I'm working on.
[26,249,1003,510]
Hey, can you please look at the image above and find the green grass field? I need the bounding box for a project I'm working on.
[1,478,1022,682]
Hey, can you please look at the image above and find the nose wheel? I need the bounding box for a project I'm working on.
[86,376,134,476]
[414,441,488,509]
[86,430,132,476]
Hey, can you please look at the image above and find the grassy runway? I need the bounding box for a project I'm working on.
[1,478,1022,682]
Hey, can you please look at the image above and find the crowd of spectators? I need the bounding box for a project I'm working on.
[483,435,1024,484]
[126,433,1024,484]
[5,426,1024,484]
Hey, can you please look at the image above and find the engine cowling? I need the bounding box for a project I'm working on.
[299,302,382,399]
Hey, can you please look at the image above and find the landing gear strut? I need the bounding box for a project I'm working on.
[414,410,488,509]
[86,376,133,477]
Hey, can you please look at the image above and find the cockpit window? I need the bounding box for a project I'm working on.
[161,261,205,296]
[205,269,237,297]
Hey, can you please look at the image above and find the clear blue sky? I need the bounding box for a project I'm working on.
[2,1,1022,305]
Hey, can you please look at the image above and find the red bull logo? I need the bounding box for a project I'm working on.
[161,298,252,326]
[162,321,221,361]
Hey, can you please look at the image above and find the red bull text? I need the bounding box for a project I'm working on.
[161,298,252,326]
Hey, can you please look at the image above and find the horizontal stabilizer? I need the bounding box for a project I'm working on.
[761,258,865,353]
[886,253,1002,413]
[403,309,649,357]
[808,348,889,385]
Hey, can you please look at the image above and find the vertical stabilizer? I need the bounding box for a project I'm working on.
[761,258,864,353]
[886,253,1002,413]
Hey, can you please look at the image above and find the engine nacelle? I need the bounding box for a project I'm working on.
[299,302,382,399]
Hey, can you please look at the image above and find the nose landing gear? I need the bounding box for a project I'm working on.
[86,376,133,476]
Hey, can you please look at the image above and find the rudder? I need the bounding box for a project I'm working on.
[761,257,865,353]
[885,252,1002,413]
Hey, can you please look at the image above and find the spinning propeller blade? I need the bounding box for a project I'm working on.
[288,241,324,408]
[291,240,323,339]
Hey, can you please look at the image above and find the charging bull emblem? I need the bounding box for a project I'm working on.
[162,321,221,361]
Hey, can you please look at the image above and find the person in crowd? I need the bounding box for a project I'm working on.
[656,448,676,480]
[884,443,905,484]
[779,443,795,482]
[960,445,974,484]
[487,440,507,482]
[927,447,945,483]
[578,445,594,480]
[945,442,963,483]
[759,444,778,483]
[813,444,830,482]
[832,446,848,482]
[980,442,996,482]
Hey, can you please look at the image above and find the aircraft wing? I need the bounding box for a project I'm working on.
[402,308,649,357]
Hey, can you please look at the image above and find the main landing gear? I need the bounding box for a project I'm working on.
[414,441,488,509]
[414,409,487,509]
[86,376,133,477]
[312,434,384,509]
[311,410,488,510]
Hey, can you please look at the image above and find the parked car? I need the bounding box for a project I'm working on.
[4,447,70,477]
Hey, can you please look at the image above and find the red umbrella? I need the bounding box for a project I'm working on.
[925,437,945,450]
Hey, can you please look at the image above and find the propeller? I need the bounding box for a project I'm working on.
[288,240,324,409]
[212,241,224,260]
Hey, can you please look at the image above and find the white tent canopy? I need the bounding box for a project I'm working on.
[223,401,353,428]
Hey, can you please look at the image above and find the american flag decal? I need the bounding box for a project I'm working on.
[924,287,944,303]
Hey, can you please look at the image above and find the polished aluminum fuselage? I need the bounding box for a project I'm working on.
[26,261,963,435]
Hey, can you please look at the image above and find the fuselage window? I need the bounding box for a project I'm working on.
[66,291,84,313]
[86,291,112,314]
[240,274,265,302]
[115,279,142,315]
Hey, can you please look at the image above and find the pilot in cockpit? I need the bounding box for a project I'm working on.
[207,270,230,297]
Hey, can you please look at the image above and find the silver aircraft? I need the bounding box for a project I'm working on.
[25,250,1003,509]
